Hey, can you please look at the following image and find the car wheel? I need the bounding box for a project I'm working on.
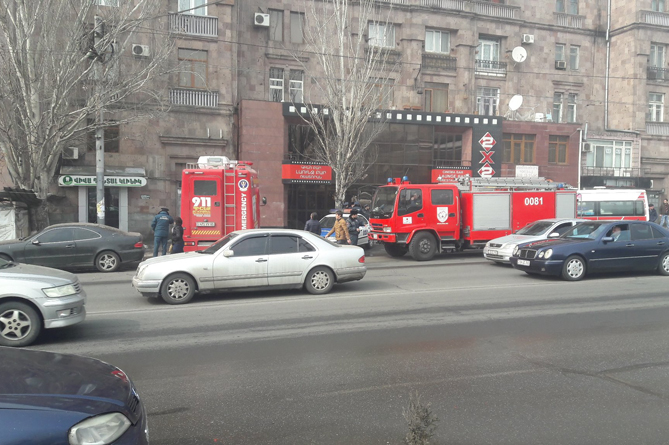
[658,252,669,276]
[304,266,334,295]
[409,232,437,261]
[384,243,408,257]
[562,255,586,281]
[95,251,120,273]
[160,273,196,304]
[0,301,41,347]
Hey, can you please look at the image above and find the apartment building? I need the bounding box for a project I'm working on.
[44,0,669,235]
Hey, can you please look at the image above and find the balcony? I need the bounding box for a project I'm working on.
[581,166,651,177]
[647,122,669,135]
[648,66,669,81]
[170,89,218,108]
[422,53,457,71]
[475,59,507,77]
[169,13,218,37]
[419,0,520,18]
[554,12,583,28]
[639,10,669,26]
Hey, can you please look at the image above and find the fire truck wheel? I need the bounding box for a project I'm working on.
[304,266,334,295]
[95,251,120,273]
[658,252,669,275]
[384,244,408,257]
[562,255,586,281]
[409,232,437,261]
[160,273,196,304]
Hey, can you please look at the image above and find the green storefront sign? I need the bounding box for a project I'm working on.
[58,175,147,187]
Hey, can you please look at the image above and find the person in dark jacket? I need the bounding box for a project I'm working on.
[649,203,658,223]
[304,212,322,235]
[151,207,174,257]
[347,209,362,246]
[171,216,184,254]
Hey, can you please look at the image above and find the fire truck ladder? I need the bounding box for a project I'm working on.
[457,177,575,191]
[223,169,236,234]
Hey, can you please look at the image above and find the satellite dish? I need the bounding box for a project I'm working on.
[512,46,527,63]
[509,94,523,111]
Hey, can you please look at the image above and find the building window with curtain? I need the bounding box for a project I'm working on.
[648,93,664,122]
[553,92,563,123]
[290,12,304,44]
[652,0,665,12]
[569,46,579,70]
[476,87,499,116]
[368,23,395,48]
[567,93,577,123]
[557,0,578,13]
[269,10,283,41]
[178,0,206,15]
[289,70,303,102]
[585,141,632,174]
[425,30,450,53]
[269,68,284,102]
[424,83,448,112]
[503,134,535,164]
[178,49,208,89]
[548,135,568,164]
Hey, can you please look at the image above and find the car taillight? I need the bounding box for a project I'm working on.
[358,255,365,263]
[134,242,143,248]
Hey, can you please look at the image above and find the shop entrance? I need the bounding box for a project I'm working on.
[287,184,334,229]
[87,187,119,228]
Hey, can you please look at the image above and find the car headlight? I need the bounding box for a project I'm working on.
[42,284,77,298]
[513,245,519,256]
[538,251,545,258]
[68,412,131,444]
[544,249,553,259]
[136,264,148,279]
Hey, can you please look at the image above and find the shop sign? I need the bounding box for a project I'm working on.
[431,167,472,183]
[515,165,539,178]
[282,163,333,184]
[58,175,147,187]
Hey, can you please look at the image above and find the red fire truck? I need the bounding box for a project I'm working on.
[368,176,577,261]
[181,156,261,252]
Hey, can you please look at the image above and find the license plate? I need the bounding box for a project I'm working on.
[517,259,530,266]
[196,222,215,227]
[488,250,497,255]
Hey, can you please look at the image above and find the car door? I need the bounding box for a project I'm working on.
[212,234,268,290]
[267,235,318,286]
[589,224,634,272]
[21,228,75,267]
[71,227,102,266]
[629,223,663,270]
[357,215,370,245]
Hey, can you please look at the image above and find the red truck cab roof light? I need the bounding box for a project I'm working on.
[387,176,411,185]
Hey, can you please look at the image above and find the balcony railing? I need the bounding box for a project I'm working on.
[420,0,465,10]
[170,89,218,108]
[169,13,218,37]
[640,10,669,26]
[554,12,583,28]
[475,59,507,77]
[581,166,650,177]
[422,53,457,71]
[647,122,669,135]
[648,66,669,81]
[417,0,521,18]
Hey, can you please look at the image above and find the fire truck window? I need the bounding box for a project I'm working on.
[194,180,217,196]
[298,238,316,252]
[270,235,299,254]
[431,189,453,205]
[398,189,423,216]
[231,236,267,256]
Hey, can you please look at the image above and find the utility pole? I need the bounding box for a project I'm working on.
[94,15,105,225]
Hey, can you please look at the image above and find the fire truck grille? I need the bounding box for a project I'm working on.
[489,243,503,248]
[371,223,383,230]
[517,249,537,259]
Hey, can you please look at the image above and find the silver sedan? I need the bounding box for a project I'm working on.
[132,229,367,305]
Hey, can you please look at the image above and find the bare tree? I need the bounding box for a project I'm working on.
[0,0,174,227]
[291,0,399,208]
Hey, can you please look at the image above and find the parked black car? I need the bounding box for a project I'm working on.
[0,347,148,444]
[0,223,145,272]
[509,220,669,281]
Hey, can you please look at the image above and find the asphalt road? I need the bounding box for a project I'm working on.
[27,248,669,444]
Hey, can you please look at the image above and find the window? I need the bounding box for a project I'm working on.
[398,189,423,216]
[652,0,665,12]
[269,68,284,102]
[476,87,499,116]
[231,236,267,257]
[289,70,303,103]
[37,228,74,244]
[269,9,283,41]
[548,135,568,164]
[553,93,563,123]
[585,140,632,170]
[178,0,206,15]
[649,93,664,122]
[194,180,217,196]
[270,236,299,255]
[567,93,577,123]
[569,46,579,70]
[425,30,450,54]
[178,49,207,89]
[87,120,120,153]
[424,83,448,112]
[503,134,535,164]
[555,44,565,61]
[290,12,304,44]
[557,0,578,13]
[631,224,654,240]
[370,78,394,109]
[477,38,500,63]
[299,238,316,252]
[431,189,454,205]
[369,23,395,48]
[650,44,665,68]
[433,134,462,165]
[73,228,101,241]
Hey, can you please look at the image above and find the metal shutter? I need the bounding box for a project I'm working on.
[473,194,511,230]
[556,193,576,218]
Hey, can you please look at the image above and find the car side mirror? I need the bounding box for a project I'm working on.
[261,197,267,206]
[223,250,234,257]
[548,232,560,238]
[602,236,613,243]
[32,239,40,245]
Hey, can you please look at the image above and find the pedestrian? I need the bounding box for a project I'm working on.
[304,212,322,235]
[171,216,184,254]
[347,209,362,246]
[151,207,174,257]
[661,199,669,228]
[325,210,351,244]
[649,203,658,224]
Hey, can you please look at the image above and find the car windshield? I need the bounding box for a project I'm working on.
[516,221,555,236]
[562,222,608,239]
[200,233,238,254]
[0,257,15,269]
[370,187,398,219]
[320,216,336,229]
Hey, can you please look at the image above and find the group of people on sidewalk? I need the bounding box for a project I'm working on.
[649,199,669,228]
[304,208,364,245]
[150,207,183,257]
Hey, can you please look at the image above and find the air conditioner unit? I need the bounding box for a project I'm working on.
[583,143,592,152]
[63,147,79,160]
[522,34,534,44]
[555,60,567,70]
[131,44,150,57]
[254,13,270,27]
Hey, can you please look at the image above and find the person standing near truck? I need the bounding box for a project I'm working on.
[347,209,362,246]
[325,210,351,244]
[151,207,174,257]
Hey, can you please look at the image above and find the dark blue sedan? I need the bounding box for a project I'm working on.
[509,221,669,281]
[0,347,148,444]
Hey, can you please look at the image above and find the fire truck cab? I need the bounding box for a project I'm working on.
[369,177,577,261]
[180,156,261,252]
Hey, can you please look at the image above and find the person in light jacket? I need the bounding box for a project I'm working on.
[325,210,351,244]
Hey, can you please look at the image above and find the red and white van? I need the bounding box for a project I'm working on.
[576,189,649,221]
